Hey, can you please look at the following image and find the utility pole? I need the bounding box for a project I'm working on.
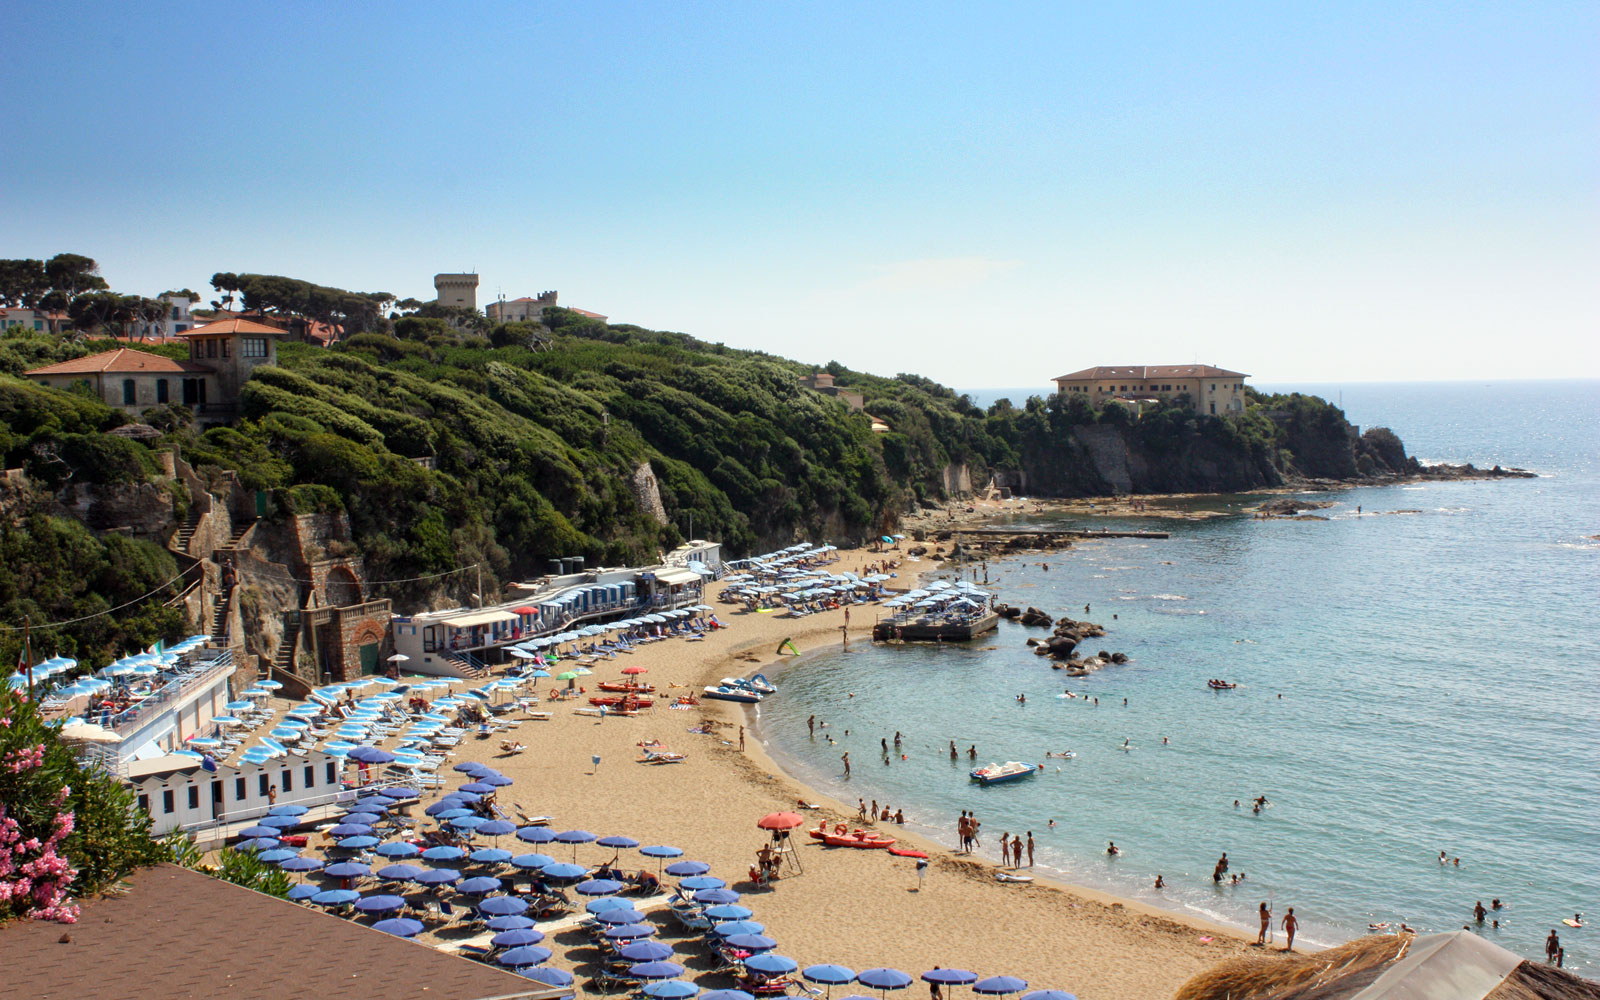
[23,615,33,697]
[476,564,483,608]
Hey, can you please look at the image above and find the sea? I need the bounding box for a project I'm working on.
[753,380,1599,970]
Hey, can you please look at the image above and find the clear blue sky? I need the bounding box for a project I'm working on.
[3,2,1595,386]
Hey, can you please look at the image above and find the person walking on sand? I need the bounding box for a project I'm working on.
[739,726,745,751]
[1012,836,1023,867]
[842,752,851,777]
[1257,902,1271,945]
[999,833,1010,866]
[1026,831,1035,867]
[1282,908,1299,952]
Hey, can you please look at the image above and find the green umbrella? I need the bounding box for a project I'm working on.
[556,671,579,681]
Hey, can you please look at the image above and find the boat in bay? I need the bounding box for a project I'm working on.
[970,761,1038,785]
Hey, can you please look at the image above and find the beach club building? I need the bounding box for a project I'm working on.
[129,747,350,837]
[388,541,722,677]
[1053,364,1250,415]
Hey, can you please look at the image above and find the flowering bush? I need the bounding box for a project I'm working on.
[0,684,164,924]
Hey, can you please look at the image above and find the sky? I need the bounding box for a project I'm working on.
[2,2,1596,387]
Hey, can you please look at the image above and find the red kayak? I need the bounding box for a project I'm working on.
[588,694,654,708]
[887,846,928,858]
[597,681,656,694]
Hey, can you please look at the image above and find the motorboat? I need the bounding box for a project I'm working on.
[702,685,762,704]
[807,823,896,849]
[969,761,1038,785]
[718,673,777,695]
[1207,680,1237,690]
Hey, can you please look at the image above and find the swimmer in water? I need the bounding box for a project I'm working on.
[1016,694,1026,704]
[1154,875,1164,889]
[1107,841,1120,856]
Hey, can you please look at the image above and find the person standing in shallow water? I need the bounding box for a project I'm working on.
[1257,902,1271,945]
[1282,907,1298,952]
[841,752,850,777]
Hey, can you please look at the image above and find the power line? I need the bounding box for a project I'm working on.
[0,564,202,632]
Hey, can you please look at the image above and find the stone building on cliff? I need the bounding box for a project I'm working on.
[1052,364,1250,415]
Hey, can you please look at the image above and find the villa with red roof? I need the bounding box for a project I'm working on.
[1052,365,1251,415]
[26,317,290,421]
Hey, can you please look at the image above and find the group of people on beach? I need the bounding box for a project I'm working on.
[858,797,904,825]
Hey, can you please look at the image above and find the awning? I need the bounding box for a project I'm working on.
[687,561,714,577]
[441,610,519,628]
[653,568,702,587]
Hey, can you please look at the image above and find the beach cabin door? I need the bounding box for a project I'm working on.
[359,643,380,675]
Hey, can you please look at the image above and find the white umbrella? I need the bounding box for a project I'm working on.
[60,721,122,743]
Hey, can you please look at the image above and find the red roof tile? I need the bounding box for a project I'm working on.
[1053,365,1249,382]
[177,317,290,337]
[0,864,541,1000]
[26,348,213,376]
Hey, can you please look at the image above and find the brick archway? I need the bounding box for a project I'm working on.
[325,565,363,608]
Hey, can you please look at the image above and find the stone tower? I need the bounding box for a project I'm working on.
[433,273,479,311]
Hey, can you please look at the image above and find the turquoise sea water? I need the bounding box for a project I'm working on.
[754,380,1599,970]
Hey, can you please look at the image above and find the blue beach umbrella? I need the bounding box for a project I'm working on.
[602,923,657,940]
[257,849,299,864]
[453,761,489,773]
[268,804,309,816]
[434,808,474,821]
[704,904,753,921]
[858,970,914,992]
[921,971,977,987]
[702,991,756,1000]
[236,837,281,851]
[413,868,461,886]
[516,825,557,843]
[324,861,371,879]
[804,966,857,986]
[593,908,648,925]
[585,897,633,915]
[597,835,639,849]
[478,774,514,787]
[486,915,537,931]
[539,863,587,881]
[497,945,554,968]
[575,878,625,896]
[1019,993,1076,1000]
[311,889,360,906]
[456,876,503,895]
[450,790,482,803]
[329,823,374,837]
[280,856,324,873]
[973,978,1028,995]
[381,785,421,799]
[287,883,320,901]
[354,894,406,913]
[374,917,424,938]
[618,941,674,962]
[643,981,700,999]
[421,845,465,861]
[679,875,726,891]
[238,825,281,839]
[375,842,421,859]
[477,895,531,917]
[377,863,426,880]
[451,815,488,831]
[471,848,513,865]
[640,845,683,859]
[259,814,301,828]
[665,860,711,877]
[519,968,575,988]
[458,781,496,794]
[425,799,466,816]
[476,819,517,837]
[512,853,557,870]
[692,888,740,905]
[629,962,686,981]
[746,955,799,976]
[712,921,765,937]
[723,934,776,953]
[491,928,547,948]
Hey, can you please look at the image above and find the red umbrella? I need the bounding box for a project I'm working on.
[512,606,538,615]
[757,812,804,831]
[621,666,649,675]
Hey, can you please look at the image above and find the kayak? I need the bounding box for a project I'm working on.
[887,846,928,858]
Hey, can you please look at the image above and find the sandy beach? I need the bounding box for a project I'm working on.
[345,547,1268,1000]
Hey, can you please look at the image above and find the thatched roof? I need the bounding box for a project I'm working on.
[1173,933,1600,1000]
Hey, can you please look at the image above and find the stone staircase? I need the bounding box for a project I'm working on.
[172,508,203,552]
[442,650,490,679]
[273,609,302,679]
[209,593,230,644]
